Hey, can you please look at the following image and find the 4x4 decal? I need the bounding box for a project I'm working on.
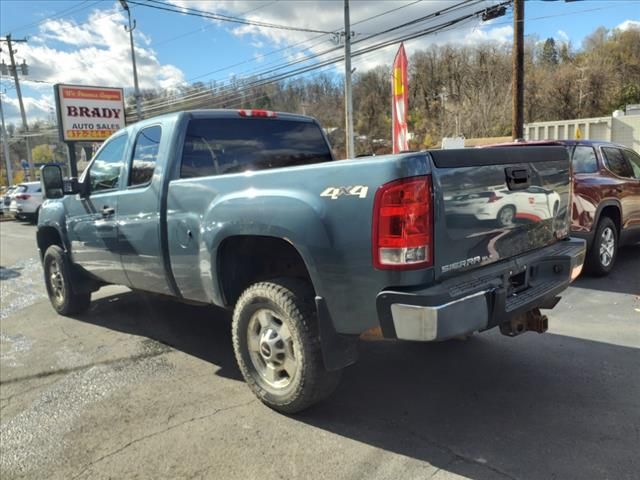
[320,185,369,200]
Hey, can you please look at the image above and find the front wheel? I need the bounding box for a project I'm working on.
[587,217,618,276]
[43,245,91,315]
[232,279,341,413]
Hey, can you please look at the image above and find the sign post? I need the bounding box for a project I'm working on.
[53,84,126,178]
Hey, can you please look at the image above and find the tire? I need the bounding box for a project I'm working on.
[232,279,342,414]
[586,217,618,276]
[497,205,516,227]
[43,245,91,315]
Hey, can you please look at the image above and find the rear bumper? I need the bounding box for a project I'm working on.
[376,238,586,341]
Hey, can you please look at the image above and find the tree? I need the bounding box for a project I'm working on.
[31,144,54,164]
[540,38,559,66]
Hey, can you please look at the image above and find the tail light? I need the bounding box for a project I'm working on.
[372,175,433,269]
[488,192,503,203]
[238,109,277,118]
[16,194,31,200]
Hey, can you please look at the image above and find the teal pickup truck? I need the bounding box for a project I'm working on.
[38,109,585,412]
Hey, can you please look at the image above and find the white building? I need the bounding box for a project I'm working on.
[524,106,640,152]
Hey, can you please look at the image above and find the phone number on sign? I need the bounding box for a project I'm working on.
[65,130,115,139]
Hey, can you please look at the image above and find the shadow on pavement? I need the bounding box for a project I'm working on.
[0,266,22,281]
[73,288,639,479]
[572,245,640,295]
[299,334,639,479]
[73,290,243,381]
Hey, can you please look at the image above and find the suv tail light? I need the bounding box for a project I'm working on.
[372,175,433,269]
[16,194,31,200]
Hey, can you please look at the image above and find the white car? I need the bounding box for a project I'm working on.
[447,185,561,226]
[9,182,44,223]
[1,186,19,215]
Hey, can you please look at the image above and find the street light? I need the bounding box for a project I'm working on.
[119,0,142,121]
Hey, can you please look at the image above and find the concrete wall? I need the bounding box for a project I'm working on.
[524,114,639,152]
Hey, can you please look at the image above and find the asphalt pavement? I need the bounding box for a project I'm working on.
[0,220,638,480]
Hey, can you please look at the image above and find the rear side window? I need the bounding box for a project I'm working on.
[89,134,128,192]
[180,118,333,179]
[602,147,633,178]
[130,126,161,186]
[622,149,640,179]
[571,146,598,174]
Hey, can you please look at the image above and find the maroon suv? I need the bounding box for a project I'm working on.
[566,140,640,275]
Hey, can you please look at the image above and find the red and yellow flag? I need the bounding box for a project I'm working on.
[392,43,409,153]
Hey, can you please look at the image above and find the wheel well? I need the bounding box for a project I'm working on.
[599,205,621,234]
[218,236,313,307]
[37,227,64,260]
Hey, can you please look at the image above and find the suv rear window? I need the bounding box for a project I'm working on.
[181,118,333,179]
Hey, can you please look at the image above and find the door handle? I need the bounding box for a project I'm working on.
[102,206,115,217]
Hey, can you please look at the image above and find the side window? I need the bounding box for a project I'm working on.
[602,147,634,178]
[89,134,128,192]
[130,126,161,186]
[622,149,640,179]
[571,146,598,174]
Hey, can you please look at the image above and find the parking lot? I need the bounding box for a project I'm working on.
[0,219,638,480]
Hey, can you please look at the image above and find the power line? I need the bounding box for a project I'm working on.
[1,0,97,36]
[152,0,281,47]
[132,1,501,117]
[134,0,432,110]
[136,0,479,112]
[184,0,425,84]
[127,0,332,34]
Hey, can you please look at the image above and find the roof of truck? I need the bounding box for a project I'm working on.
[132,109,316,126]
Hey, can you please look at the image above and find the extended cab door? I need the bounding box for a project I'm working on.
[116,125,173,295]
[66,133,129,285]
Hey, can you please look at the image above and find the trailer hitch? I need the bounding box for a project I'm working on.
[500,308,548,337]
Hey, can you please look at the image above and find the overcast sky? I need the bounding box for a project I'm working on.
[0,0,638,125]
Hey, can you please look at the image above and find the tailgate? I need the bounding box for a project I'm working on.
[430,146,570,280]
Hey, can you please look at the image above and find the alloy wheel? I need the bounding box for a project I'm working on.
[599,227,615,267]
[247,308,298,389]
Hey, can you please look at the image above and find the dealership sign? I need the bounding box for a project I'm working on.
[54,84,125,142]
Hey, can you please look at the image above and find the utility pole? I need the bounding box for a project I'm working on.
[343,0,355,159]
[2,34,33,179]
[119,0,142,121]
[511,0,524,140]
[0,93,13,185]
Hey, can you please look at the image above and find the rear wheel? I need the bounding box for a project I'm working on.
[587,217,618,276]
[232,279,341,413]
[43,245,91,315]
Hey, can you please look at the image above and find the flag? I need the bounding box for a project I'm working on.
[392,43,409,153]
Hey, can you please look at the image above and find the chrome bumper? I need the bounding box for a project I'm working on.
[390,291,488,341]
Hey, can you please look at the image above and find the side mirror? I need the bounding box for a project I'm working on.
[41,165,64,199]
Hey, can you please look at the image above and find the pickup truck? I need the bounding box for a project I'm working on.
[38,109,586,413]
